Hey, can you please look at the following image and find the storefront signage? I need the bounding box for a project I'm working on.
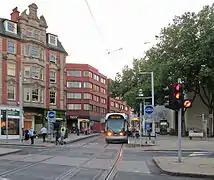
[1,110,19,116]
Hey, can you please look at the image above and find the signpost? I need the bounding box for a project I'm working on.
[144,105,154,115]
[47,111,56,141]
[144,105,154,134]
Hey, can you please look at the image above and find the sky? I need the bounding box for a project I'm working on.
[1,0,214,79]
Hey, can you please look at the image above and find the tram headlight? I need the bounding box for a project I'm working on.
[119,132,124,136]
[107,131,112,136]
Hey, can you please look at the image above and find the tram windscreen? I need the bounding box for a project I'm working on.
[107,119,125,133]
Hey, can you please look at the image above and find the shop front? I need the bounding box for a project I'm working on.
[67,116,78,133]
[23,107,44,133]
[78,118,90,133]
[44,109,66,128]
[0,108,20,139]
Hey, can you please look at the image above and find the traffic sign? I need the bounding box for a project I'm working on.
[184,99,192,108]
[145,122,150,131]
[144,105,154,114]
[47,111,56,122]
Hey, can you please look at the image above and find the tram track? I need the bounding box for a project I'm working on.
[55,142,111,180]
[97,144,123,180]
[58,143,123,180]
[0,135,102,178]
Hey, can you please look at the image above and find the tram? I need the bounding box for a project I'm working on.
[104,113,128,143]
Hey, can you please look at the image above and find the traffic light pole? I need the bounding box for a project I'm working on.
[139,101,142,147]
[178,107,182,163]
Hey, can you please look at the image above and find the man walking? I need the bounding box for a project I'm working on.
[40,126,47,142]
[29,127,35,145]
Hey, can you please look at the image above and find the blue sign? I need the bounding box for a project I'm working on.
[145,122,150,131]
[47,111,56,121]
[144,105,154,114]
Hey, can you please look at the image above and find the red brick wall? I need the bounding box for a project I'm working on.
[66,63,108,119]
[16,41,21,104]
[45,49,50,108]
[56,52,60,108]
[2,38,7,104]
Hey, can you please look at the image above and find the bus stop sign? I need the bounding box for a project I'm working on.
[144,105,154,115]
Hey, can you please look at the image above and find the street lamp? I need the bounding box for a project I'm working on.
[19,71,23,142]
[139,72,155,135]
[138,89,143,147]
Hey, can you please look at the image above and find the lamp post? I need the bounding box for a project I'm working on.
[138,89,143,147]
[19,71,23,142]
[139,72,155,135]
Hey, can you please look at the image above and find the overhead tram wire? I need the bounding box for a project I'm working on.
[84,0,107,52]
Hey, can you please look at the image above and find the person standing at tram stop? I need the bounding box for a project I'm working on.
[40,126,47,142]
[29,127,35,145]
[60,126,66,144]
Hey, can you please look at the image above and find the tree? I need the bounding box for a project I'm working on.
[109,4,214,126]
[152,5,214,115]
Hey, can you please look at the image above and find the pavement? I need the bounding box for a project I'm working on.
[0,133,99,147]
[128,135,214,151]
[153,156,214,179]
[0,148,21,157]
[128,135,214,178]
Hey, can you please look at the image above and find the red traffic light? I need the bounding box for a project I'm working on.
[184,99,192,108]
[174,84,181,91]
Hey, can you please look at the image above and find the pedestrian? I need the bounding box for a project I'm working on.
[40,126,47,142]
[29,127,35,145]
[60,127,66,145]
[55,130,60,145]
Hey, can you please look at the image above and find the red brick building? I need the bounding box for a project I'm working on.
[66,64,131,132]
[66,63,108,132]
[107,79,131,117]
[0,4,67,138]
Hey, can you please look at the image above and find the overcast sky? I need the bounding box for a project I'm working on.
[1,0,213,79]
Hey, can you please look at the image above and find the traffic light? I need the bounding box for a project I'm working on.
[163,85,174,110]
[163,86,170,108]
[172,83,183,110]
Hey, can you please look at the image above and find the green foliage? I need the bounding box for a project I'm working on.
[109,3,214,111]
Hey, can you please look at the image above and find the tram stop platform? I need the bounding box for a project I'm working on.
[128,134,157,147]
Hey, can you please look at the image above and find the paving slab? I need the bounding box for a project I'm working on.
[117,160,150,173]
[153,156,214,178]
[0,133,99,147]
[0,147,21,156]
[128,136,214,151]
[82,158,114,170]
[43,156,88,166]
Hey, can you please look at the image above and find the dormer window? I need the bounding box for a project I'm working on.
[48,34,57,46]
[4,20,17,34]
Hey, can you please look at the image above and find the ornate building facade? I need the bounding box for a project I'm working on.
[0,4,67,138]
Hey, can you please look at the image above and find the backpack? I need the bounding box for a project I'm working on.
[29,129,34,137]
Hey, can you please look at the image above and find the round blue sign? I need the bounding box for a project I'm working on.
[48,111,55,119]
[144,105,154,114]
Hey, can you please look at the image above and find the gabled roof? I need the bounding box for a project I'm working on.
[0,18,68,55]
[46,34,68,55]
[0,18,21,40]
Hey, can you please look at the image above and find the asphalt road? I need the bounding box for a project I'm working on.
[0,135,212,180]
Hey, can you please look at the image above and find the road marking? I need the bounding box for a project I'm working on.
[188,152,211,157]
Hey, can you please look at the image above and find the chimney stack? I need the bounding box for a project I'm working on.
[10,7,20,22]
